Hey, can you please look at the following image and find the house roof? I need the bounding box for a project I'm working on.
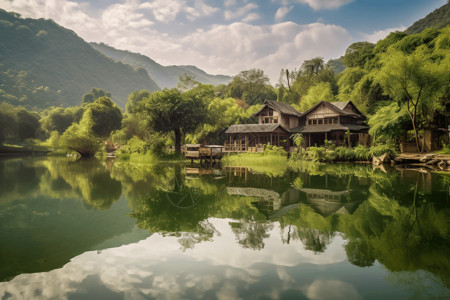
[299,101,365,119]
[225,123,289,134]
[290,123,369,133]
[252,100,302,117]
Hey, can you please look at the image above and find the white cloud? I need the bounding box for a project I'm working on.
[185,0,219,21]
[242,12,260,22]
[140,0,185,23]
[276,0,353,10]
[224,0,237,7]
[224,3,258,20]
[0,0,353,83]
[362,26,407,43]
[274,6,293,21]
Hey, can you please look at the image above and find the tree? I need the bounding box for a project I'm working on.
[292,133,304,154]
[60,124,101,158]
[374,48,446,152]
[227,69,276,105]
[126,90,150,114]
[177,74,200,92]
[40,107,76,134]
[343,42,375,68]
[300,82,335,112]
[81,88,111,105]
[137,89,208,154]
[80,96,123,138]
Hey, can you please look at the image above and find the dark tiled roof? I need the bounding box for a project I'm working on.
[266,100,302,116]
[252,100,302,117]
[225,123,289,134]
[290,123,369,133]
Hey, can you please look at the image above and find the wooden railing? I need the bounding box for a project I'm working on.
[224,144,264,153]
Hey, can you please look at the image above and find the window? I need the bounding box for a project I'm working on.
[333,117,338,124]
[318,119,323,125]
[313,119,317,125]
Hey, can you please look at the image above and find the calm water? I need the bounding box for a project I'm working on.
[0,157,449,300]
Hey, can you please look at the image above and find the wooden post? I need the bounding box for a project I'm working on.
[308,134,311,147]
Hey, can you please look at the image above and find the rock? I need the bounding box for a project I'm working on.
[447,160,450,165]
[390,160,395,166]
[394,157,403,163]
[426,159,440,165]
[419,154,435,163]
[372,156,381,166]
[379,153,391,163]
[438,160,447,169]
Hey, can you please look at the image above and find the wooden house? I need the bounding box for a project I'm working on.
[291,101,370,147]
[224,101,301,152]
[224,100,369,152]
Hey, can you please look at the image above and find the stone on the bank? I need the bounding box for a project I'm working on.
[379,153,391,163]
[419,154,435,163]
[438,160,447,169]
[426,159,440,165]
[372,156,381,166]
[394,157,403,163]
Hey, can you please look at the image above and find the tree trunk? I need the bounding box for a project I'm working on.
[174,128,181,154]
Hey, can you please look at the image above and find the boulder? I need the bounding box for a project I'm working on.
[372,156,381,166]
[426,159,440,165]
[419,154,435,163]
[379,153,391,163]
[438,160,447,169]
[394,157,403,163]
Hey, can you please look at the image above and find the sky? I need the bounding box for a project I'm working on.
[0,0,446,83]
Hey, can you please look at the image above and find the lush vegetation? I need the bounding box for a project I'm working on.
[0,9,158,110]
[1,4,449,158]
[405,2,450,34]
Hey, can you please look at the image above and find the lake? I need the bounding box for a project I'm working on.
[0,157,449,299]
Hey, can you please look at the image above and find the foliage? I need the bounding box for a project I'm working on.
[81,88,111,105]
[343,42,375,68]
[137,88,208,153]
[79,96,123,138]
[299,82,335,111]
[0,102,39,144]
[227,69,276,105]
[368,102,410,144]
[59,124,101,158]
[0,10,158,109]
[405,2,450,34]
[374,47,447,151]
[263,145,287,156]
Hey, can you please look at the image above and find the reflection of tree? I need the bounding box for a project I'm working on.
[297,228,334,254]
[130,165,219,250]
[40,158,122,209]
[230,217,274,250]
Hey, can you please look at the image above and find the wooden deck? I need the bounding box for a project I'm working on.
[183,145,224,165]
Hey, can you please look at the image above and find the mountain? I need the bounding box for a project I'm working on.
[0,10,159,109]
[405,2,450,34]
[90,42,232,89]
[327,56,346,74]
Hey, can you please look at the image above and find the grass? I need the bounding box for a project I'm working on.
[222,153,288,177]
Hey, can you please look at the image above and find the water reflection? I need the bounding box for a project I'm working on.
[0,157,449,299]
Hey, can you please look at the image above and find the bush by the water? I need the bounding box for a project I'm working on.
[292,144,397,163]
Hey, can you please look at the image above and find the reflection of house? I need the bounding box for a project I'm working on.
[300,188,360,217]
[291,101,369,147]
[224,100,370,151]
[225,101,301,152]
[227,187,281,211]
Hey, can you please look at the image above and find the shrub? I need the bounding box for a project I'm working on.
[264,145,287,156]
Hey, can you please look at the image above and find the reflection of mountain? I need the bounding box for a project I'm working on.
[0,158,149,281]
[300,188,359,217]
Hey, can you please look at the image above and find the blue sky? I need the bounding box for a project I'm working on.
[0,0,446,82]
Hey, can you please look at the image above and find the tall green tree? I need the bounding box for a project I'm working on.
[137,89,208,154]
[374,48,447,152]
[81,88,111,105]
[227,69,276,105]
[299,82,335,112]
[80,96,123,138]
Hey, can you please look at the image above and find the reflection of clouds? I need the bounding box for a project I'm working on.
[306,279,362,300]
[0,218,348,299]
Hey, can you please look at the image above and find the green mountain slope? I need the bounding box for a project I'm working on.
[91,42,232,89]
[0,10,159,109]
[405,2,450,34]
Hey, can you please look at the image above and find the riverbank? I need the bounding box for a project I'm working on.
[0,145,50,156]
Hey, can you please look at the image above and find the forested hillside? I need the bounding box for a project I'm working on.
[0,10,159,109]
[405,2,450,34]
[91,42,232,89]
